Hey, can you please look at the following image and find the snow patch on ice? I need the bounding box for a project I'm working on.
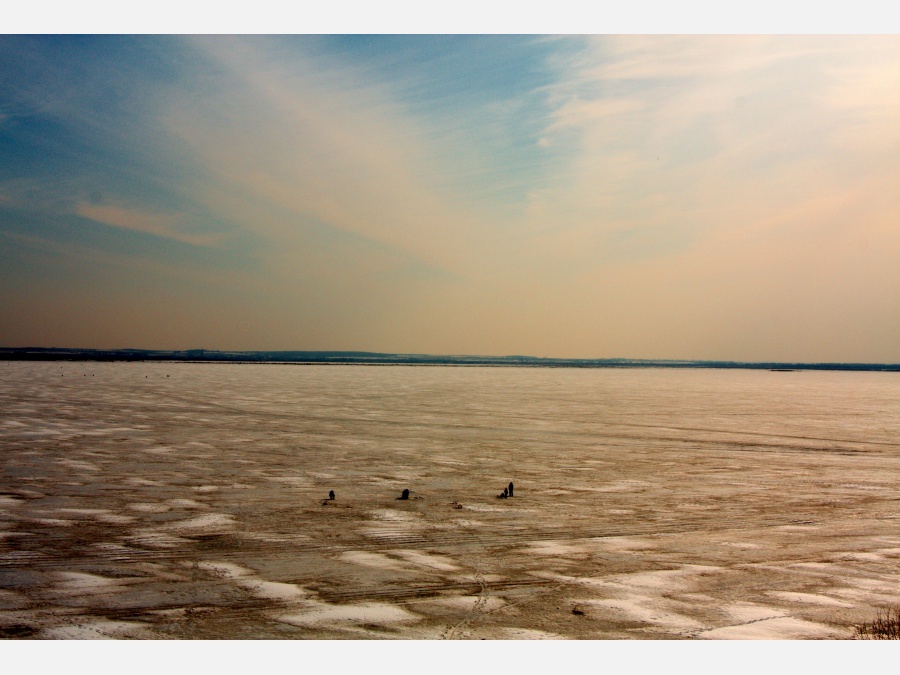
[497,628,567,639]
[339,551,411,571]
[371,509,421,522]
[524,540,585,556]
[128,502,171,513]
[581,597,704,633]
[127,530,193,549]
[699,616,842,640]
[388,550,460,571]
[58,459,99,472]
[198,561,309,601]
[766,591,854,607]
[604,566,722,591]
[837,551,883,561]
[143,446,176,454]
[165,513,235,532]
[55,572,122,595]
[43,620,152,639]
[277,602,418,627]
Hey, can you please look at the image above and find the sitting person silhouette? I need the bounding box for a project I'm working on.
[328,490,335,500]
[497,487,508,499]
[397,488,410,500]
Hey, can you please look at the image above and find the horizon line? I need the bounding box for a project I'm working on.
[1,347,898,371]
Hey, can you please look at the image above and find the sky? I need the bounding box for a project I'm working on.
[1,33,899,362]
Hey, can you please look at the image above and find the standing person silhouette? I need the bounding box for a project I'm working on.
[508,482,514,497]
[329,490,335,500]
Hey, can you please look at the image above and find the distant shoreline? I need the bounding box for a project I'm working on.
[1,348,897,372]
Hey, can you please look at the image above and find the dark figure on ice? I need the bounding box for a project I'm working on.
[497,487,508,499]
[397,488,410,500]
[508,482,514,497]
[329,490,335,500]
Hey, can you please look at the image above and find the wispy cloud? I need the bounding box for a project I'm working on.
[526,37,900,248]
[503,36,900,359]
[75,203,223,247]
[162,37,486,280]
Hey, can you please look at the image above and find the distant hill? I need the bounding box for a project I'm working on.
[0,347,897,371]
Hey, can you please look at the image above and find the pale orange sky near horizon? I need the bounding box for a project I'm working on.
[1,35,898,362]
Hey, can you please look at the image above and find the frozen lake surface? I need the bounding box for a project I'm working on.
[1,361,899,639]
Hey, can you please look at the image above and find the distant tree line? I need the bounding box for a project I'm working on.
[0,348,897,371]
